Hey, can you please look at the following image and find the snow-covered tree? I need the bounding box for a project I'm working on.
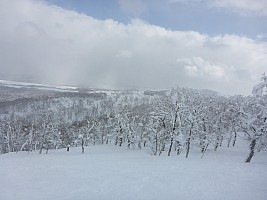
[242,74,267,163]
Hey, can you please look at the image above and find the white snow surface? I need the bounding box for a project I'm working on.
[0,144,267,200]
[0,79,78,92]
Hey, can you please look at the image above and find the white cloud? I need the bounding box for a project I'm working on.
[0,0,267,95]
[169,0,267,16]
[116,50,133,58]
[210,0,267,16]
[257,33,267,40]
[178,57,225,78]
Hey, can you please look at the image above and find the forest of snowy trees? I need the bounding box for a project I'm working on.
[0,76,266,163]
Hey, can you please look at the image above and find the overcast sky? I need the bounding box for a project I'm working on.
[0,0,267,95]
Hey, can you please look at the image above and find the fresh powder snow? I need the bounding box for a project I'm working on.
[0,141,266,200]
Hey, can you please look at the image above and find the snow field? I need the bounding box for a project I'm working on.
[0,144,267,200]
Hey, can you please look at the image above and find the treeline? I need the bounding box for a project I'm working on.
[0,77,266,163]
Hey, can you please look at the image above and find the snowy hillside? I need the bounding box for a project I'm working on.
[0,79,79,92]
[0,79,144,102]
[1,76,266,200]
[0,142,266,200]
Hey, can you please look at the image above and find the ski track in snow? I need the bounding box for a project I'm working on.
[0,144,267,200]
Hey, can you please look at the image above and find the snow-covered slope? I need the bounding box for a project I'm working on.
[0,80,78,92]
[0,79,140,96]
[0,143,266,200]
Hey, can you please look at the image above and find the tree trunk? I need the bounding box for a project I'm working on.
[214,136,220,151]
[232,131,237,147]
[39,144,43,154]
[168,137,173,156]
[168,110,178,156]
[200,135,206,153]
[227,132,232,147]
[201,145,205,153]
[81,139,84,154]
[138,141,141,149]
[34,142,38,151]
[115,136,118,145]
[154,133,158,155]
[219,135,223,146]
[245,139,256,163]
[201,143,209,158]
[6,132,11,153]
[101,134,104,145]
[127,138,131,149]
[185,130,192,158]
[227,138,231,147]
[176,141,181,155]
[161,142,165,152]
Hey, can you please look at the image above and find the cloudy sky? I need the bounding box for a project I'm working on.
[0,0,267,95]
